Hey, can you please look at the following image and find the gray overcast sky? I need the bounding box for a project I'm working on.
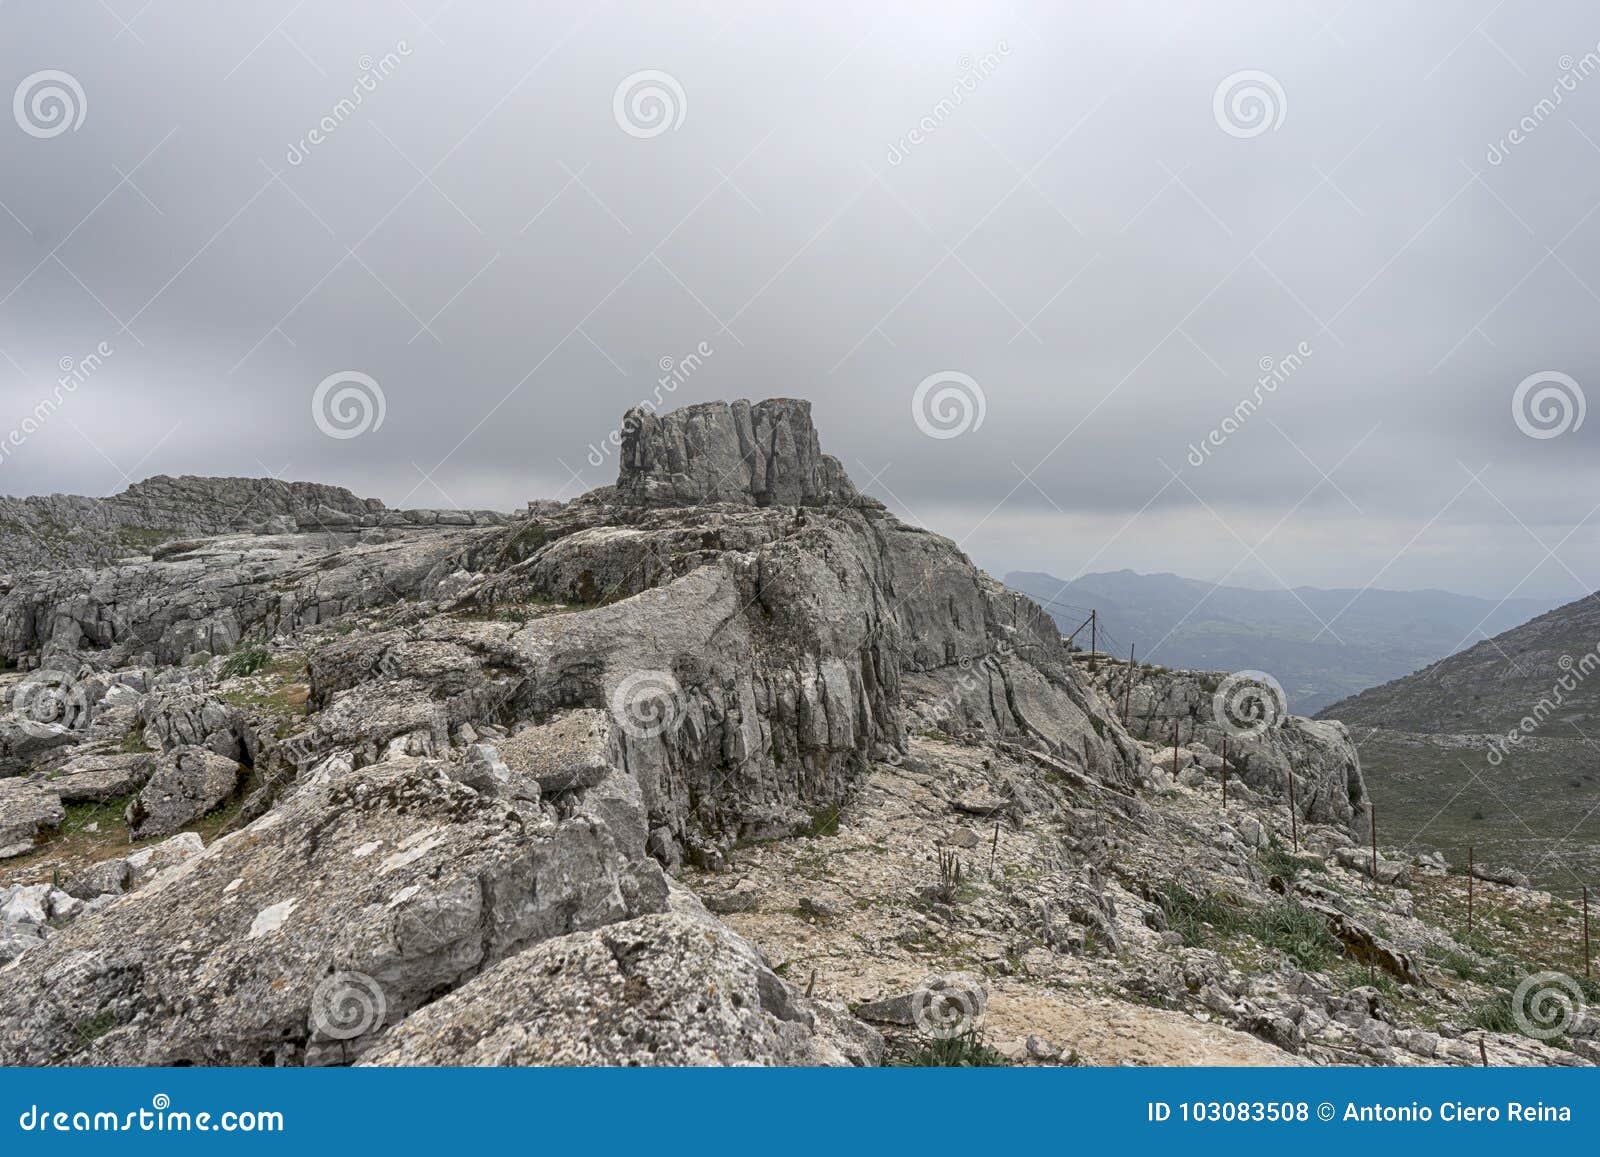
[2,2,1598,602]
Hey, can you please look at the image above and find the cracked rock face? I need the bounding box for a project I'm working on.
[359,909,882,1066]
[0,759,668,1065]
[0,475,508,576]
[617,398,861,508]
[0,780,65,859]
[1114,666,1370,836]
[124,747,244,840]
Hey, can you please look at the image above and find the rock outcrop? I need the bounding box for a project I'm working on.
[0,758,668,1065]
[0,397,1585,1071]
[0,474,508,574]
[360,910,881,1066]
[617,398,860,508]
[1105,665,1370,835]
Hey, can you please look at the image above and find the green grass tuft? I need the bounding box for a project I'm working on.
[900,1029,1007,1067]
[218,644,271,678]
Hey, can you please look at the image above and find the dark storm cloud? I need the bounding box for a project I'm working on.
[2,1,1598,602]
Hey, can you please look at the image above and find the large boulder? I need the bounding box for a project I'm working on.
[360,910,881,1066]
[0,778,64,859]
[46,751,157,803]
[124,746,244,839]
[496,709,613,794]
[0,759,669,1065]
[1121,668,1371,836]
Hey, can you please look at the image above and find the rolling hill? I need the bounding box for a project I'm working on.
[1320,592,1600,894]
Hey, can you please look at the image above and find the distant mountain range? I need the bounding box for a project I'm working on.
[1003,569,1556,716]
[1319,592,1600,894]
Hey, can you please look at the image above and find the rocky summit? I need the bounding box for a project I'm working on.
[0,397,1594,1068]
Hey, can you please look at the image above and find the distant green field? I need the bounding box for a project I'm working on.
[1355,728,1600,897]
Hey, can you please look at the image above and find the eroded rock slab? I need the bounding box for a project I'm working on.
[360,910,881,1066]
[0,778,64,859]
[124,746,244,839]
[0,759,668,1065]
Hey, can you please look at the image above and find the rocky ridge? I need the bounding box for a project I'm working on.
[0,474,506,575]
[0,398,1594,1067]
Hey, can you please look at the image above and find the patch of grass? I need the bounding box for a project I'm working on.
[900,1028,1007,1067]
[218,644,271,679]
[219,678,309,719]
[1156,885,1342,970]
[1467,990,1519,1034]
[1341,964,1401,998]
[804,803,841,837]
[60,795,134,839]
[118,723,152,754]
[72,1012,119,1051]
[1435,948,1487,982]
[1258,839,1326,880]
[1157,884,1247,947]
[1251,898,1344,971]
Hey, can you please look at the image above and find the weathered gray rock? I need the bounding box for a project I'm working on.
[1,882,51,925]
[359,910,881,1066]
[854,972,988,1033]
[0,474,506,576]
[123,747,244,839]
[452,743,539,804]
[62,855,133,901]
[1334,847,1413,887]
[139,693,250,761]
[0,758,669,1065]
[1117,667,1371,837]
[124,832,205,889]
[617,398,861,509]
[1470,862,1532,888]
[0,923,47,964]
[496,709,613,794]
[0,778,64,858]
[45,751,157,803]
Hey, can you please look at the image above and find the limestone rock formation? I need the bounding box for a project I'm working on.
[124,747,244,839]
[0,758,668,1065]
[360,910,882,1066]
[0,474,509,575]
[1109,665,1370,835]
[0,397,1587,1070]
[617,398,860,508]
